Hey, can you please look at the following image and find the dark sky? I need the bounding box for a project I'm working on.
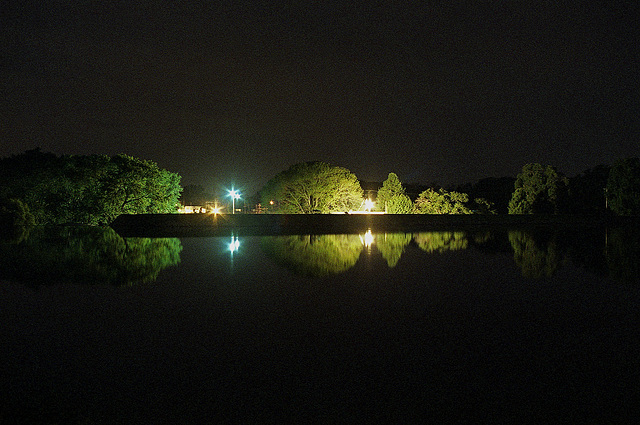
[2,1,639,195]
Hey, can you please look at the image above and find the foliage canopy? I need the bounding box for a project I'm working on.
[376,173,408,213]
[414,188,472,214]
[606,157,640,215]
[0,149,182,225]
[568,164,610,214]
[386,193,414,214]
[508,163,568,214]
[259,161,363,213]
[373,173,414,214]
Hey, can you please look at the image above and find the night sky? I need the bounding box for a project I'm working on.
[2,1,639,195]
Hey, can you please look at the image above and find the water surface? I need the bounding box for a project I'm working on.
[1,226,638,423]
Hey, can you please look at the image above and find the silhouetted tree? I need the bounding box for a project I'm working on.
[568,165,610,214]
[459,177,515,214]
[470,198,497,214]
[606,157,640,215]
[508,163,569,214]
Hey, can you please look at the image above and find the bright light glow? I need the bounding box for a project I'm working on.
[228,189,241,214]
[359,229,374,248]
[364,198,374,212]
[228,236,240,253]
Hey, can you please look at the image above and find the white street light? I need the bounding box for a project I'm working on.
[228,189,241,214]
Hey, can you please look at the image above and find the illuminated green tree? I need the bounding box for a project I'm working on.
[376,173,407,213]
[260,234,363,276]
[0,150,182,225]
[414,188,472,214]
[606,157,640,215]
[259,161,363,213]
[508,163,569,214]
[96,154,182,223]
[386,193,413,214]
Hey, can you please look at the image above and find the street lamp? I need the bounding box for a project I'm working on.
[228,189,241,214]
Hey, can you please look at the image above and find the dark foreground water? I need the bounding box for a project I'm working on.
[1,226,639,424]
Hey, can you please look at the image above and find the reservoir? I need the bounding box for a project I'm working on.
[1,224,639,423]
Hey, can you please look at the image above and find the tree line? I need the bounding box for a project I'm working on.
[0,149,182,226]
[258,159,640,216]
[506,159,639,215]
[2,150,638,230]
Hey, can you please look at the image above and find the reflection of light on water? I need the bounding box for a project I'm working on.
[359,229,374,252]
[228,236,240,253]
[228,235,240,273]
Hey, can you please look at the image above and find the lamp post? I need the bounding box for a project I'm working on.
[229,189,241,214]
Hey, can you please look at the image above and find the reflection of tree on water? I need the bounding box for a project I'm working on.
[259,229,636,280]
[508,230,566,279]
[0,226,182,287]
[260,234,363,277]
[413,232,468,254]
[606,226,640,284]
[563,228,609,279]
[262,232,473,275]
[376,233,412,267]
[0,224,32,244]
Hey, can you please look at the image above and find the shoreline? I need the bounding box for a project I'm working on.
[110,213,640,238]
